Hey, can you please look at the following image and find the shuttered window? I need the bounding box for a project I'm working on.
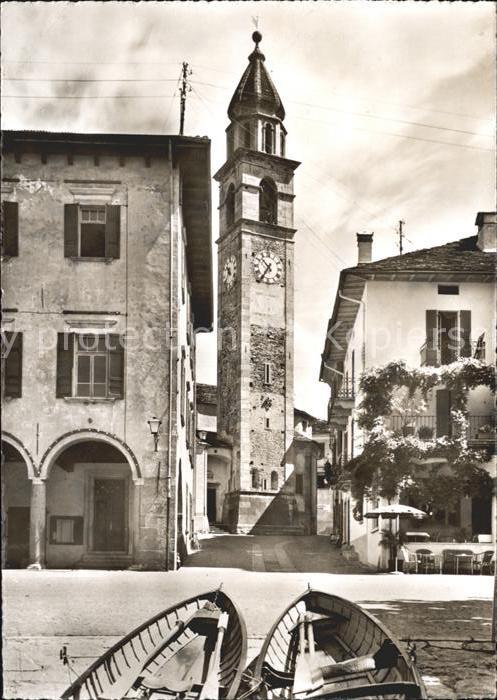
[64,204,120,259]
[1,331,22,398]
[56,332,124,399]
[425,310,471,366]
[1,201,19,257]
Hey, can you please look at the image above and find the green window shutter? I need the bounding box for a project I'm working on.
[64,204,79,257]
[2,202,19,257]
[425,310,438,366]
[459,310,471,357]
[56,333,74,398]
[2,331,23,398]
[105,205,120,259]
[108,334,124,398]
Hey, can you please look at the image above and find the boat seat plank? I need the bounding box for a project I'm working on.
[316,680,422,699]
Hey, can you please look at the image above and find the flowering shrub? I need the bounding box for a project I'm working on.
[348,359,494,509]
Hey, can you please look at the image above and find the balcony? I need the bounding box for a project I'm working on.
[330,378,356,413]
[420,338,485,367]
[388,414,494,442]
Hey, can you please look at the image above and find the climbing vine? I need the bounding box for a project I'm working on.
[347,358,495,511]
[358,358,495,430]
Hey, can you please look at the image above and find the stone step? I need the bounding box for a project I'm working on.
[77,553,133,570]
[249,526,305,536]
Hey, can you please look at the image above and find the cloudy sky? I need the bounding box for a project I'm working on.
[2,2,495,417]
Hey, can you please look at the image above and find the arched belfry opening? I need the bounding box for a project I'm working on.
[259,178,278,225]
[226,183,235,227]
[263,123,275,154]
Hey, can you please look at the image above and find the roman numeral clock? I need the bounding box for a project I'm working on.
[214,32,300,534]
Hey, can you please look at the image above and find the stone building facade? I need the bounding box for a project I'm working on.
[212,32,316,534]
[1,131,213,571]
[195,385,322,535]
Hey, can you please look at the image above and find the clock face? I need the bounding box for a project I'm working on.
[223,255,237,290]
[253,250,283,284]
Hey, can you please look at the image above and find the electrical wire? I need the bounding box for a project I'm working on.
[190,77,494,126]
[2,77,180,82]
[189,81,494,152]
[3,94,176,99]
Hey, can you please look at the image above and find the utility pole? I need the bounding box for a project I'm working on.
[398,220,405,255]
[179,61,192,136]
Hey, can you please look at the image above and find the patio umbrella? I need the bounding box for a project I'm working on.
[364,504,427,573]
[364,504,427,520]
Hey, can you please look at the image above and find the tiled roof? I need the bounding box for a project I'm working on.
[203,431,231,449]
[295,407,329,432]
[347,236,496,277]
[196,383,217,405]
[228,35,285,121]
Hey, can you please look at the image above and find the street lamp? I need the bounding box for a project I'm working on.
[147,416,162,452]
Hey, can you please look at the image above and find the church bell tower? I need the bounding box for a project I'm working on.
[214,32,300,533]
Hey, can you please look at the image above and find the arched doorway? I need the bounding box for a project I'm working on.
[44,439,135,568]
[2,441,31,568]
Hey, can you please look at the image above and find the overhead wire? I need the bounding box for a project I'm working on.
[190,77,494,127]
[2,77,180,83]
[3,94,176,99]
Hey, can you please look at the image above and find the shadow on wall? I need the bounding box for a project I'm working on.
[222,438,317,535]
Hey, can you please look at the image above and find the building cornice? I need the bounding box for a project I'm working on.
[214,147,300,181]
[216,218,297,245]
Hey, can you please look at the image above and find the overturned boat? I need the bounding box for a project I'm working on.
[60,588,246,700]
[250,589,427,699]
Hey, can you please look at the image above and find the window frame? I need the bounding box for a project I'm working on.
[438,284,459,296]
[78,205,107,258]
[57,331,124,401]
[49,516,83,545]
[73,334,110,399]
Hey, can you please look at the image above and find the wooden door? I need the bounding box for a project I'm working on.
[6,506,30,567]
[207,487,216,523]
[93,478,126,551]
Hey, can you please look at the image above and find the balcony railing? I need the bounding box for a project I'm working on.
[420,339,486,367]
[388,414,494,440]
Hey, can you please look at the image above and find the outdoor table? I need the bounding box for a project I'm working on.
[454,552,474,574]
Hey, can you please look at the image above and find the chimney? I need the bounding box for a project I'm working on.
[475,212,497,252]
[356,233,373,264]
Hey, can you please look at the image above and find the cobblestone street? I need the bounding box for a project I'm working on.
[2,538,494,699]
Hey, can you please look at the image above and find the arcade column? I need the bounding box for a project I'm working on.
[28,478,47,569]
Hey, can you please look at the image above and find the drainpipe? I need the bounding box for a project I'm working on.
[166,140,175,572]
[338,290,366,371]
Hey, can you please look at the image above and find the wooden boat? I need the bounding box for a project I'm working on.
[249,589,427,699]
[61,588,247,700]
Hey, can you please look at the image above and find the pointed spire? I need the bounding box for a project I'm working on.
[228,32,285,121]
